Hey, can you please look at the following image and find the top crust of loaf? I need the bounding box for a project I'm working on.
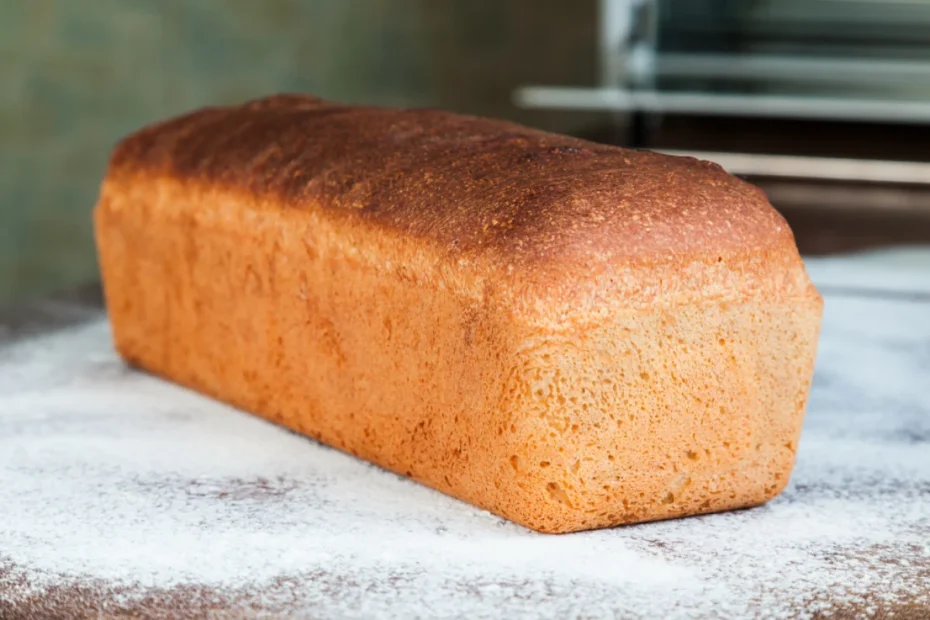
[104,94,812,322]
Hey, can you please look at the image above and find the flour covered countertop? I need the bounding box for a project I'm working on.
[1,251,929,619]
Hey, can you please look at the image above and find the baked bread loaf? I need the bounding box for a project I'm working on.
[94,94,822,533]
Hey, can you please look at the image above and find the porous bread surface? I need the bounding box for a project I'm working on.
[94,94,823,533]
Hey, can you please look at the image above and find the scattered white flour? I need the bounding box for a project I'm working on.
[1,254,929,619]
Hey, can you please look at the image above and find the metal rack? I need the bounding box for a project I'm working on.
[515,0,930,125]
[513,0,930,185]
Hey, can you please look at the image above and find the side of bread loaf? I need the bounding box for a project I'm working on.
[94,94,822,533]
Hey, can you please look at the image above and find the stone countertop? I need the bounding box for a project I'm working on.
[1,251,928,619]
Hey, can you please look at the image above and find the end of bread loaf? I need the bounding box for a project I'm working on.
[480,275,820,533]
[95,94,822,533]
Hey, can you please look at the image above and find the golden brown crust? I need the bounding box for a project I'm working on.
[106,95,801,309]
[95,95,823,533]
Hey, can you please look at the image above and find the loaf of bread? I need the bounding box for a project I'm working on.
[94,94,822,533]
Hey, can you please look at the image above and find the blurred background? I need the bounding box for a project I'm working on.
[2,0,930,303]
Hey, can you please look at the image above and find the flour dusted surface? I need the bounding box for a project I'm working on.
[1,255,929,618]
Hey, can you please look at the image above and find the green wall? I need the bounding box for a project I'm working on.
[0,0,596,302]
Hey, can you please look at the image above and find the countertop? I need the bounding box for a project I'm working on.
[1,250,928,619]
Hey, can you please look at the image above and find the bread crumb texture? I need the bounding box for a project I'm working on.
[94,94,823,532]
